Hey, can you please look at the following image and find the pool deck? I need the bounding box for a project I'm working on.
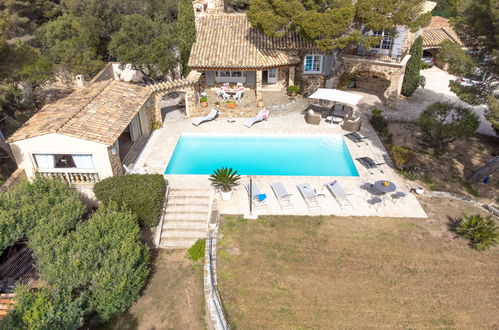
[135,111,427,218]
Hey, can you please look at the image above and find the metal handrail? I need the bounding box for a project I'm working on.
[208,234,228,330]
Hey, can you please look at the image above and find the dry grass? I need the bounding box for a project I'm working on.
[218,198,499,329]
[98,250,205,330]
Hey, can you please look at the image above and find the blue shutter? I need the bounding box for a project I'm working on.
[391,27,405,58]
[246,71,256,85]
[322,55,333,75]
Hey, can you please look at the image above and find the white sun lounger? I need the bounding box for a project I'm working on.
[123,164,147,175]
[245,182,268,210]
[296,183,321,212]
[244,109,269,128]
[192,109,217,126]
[271,182,294,210]
[326,180,353,209]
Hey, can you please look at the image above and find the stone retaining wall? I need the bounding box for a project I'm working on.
[0,168,26,192]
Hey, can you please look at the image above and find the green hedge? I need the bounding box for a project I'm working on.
[93,174,166,227]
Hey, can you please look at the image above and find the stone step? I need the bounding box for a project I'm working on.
[167,196,210,205]
[169,189,211,197]
[161,230,206,238]
[159,237,201,249]
[162,220,207,229]
[165,204,210,213]
[163,212,208,221]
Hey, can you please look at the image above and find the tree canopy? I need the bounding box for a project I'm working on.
[247,0,431,49]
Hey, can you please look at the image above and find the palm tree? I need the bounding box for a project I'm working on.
[209,167,240,192]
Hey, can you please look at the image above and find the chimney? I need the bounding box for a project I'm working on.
[75,75,85,87]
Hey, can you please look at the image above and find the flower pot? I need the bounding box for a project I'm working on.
[415,186,425,195]
[200,101,208,108]
[290,92,297,97]
[220,189,233,201]
[257,99,264,108]
[215,104,221,109]
[226,103,236,109]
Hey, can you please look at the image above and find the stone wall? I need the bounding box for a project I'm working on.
[299,74,327,96]
[0,168,26,192]
[107,146,123,176]
[143,95,156,128]
[277,68,289,88]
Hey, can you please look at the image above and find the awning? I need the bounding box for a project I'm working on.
[308,88,363,105]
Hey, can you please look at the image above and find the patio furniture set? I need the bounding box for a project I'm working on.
[244,178,406,213]
[216,83,245,103]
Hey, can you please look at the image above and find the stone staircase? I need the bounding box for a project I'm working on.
[156,187,213,249]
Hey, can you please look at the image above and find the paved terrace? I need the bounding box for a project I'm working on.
[135,109,427,218]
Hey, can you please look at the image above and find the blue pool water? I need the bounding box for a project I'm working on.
[165,134,359,176]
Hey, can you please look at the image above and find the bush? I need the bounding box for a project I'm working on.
[0,175,86,254]
[188,238,206,261]
[287,85,301,94]
[338,72,357,90]
[390,145,415,169]
[455,214,498,250]
[436,40,476,76]
[370,109,389,136]
[200,96,207,102]
[401,36,423,96]
[93,174,166,227]
[449,81,484,106]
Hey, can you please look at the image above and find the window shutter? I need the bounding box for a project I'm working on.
[322,55,333,75]
[391,27,406,58]
[205,71,215,85]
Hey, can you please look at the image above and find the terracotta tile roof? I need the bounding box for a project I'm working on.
[8,80,153,146]
[429,16,451,27]
[189,14,316,70]
[423,26,462,48]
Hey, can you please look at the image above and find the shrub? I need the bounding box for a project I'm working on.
[188,238,206,261]
[94,174,166,227]
[436,40,476,76]
[287,85,301,94]
[200,96,207,102]
[401,36,423,96]
[0,175,86,254]
[455,214,498,250]
[370,109,389,136]
[449,81,484,106]
[152,120,162,130]
[209,167,240,192]
[390,145,415,169]
[338,72,357,90]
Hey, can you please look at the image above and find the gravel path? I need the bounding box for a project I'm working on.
[355,67,496,136]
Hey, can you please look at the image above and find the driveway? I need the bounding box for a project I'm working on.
[358,66,496,136]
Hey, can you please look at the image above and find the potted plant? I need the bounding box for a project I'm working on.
[257,99,264,108]
[200,96,208,107]
[287,85,301,97]
[214,101,221,109]
[226,100,236,109]
[209,167,241,201]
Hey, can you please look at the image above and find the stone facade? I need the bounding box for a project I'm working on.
[108,146,123,176]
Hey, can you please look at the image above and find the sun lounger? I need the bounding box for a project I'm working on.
[356,157,384,173]
[271,182,294,210]
[326,180,353,209]
[244,109,269,128]
[296,183,321,212]
[245,182,268,210]
[192,109,217,126]
[345,132,368,146]
[123,164,147,175]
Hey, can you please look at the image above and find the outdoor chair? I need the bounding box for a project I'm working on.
[326,180,353,209]
[390,191,407,204]
[236,82,243,87]
[192,109,217,126]
[123,164,147,175]
[305,109,321,125]
[360,182,376,197]
[307,104,330,118]
[344,132,369,146]
[331,103,353,118]
[233,90,243,104]
[356,157,385,174]
[296,183,322,212]
[244,109,269,128]
[271,182,294,210]
[223,82,229,86]
[341,116,362,132]
[245,182,268,210]
[367,196,383,211]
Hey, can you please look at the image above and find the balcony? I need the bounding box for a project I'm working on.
[343,47,409,65]
[38,169,100,185]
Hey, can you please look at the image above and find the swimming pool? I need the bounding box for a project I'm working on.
[165,134,359,176]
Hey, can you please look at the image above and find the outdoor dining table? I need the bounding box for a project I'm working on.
[373,180,396,194]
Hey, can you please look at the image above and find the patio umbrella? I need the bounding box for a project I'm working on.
[308,88,363,105]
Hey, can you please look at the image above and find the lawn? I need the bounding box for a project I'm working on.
[98,249,205,330]
[217,197,499,329]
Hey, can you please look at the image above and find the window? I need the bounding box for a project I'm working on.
[372,30,392,50]
[34,154,94,169]
[217,71,242,77]
[303,55,322,74]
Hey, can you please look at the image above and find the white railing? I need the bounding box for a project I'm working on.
[38,169,100,185]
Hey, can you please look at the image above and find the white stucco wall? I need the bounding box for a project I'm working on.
[10,133,114,181]
[111,63,145,83]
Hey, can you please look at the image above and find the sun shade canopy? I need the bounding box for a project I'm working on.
[308,88,363,105]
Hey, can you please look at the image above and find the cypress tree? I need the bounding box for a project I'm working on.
[176,0,196,76]
[401,36,423,96]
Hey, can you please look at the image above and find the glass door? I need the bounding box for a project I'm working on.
[267,69,278,84]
